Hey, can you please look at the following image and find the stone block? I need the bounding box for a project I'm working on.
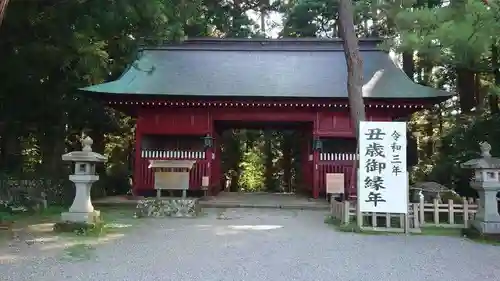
[472,220,500,234]
[61,210,101,224]
[134,198,201,218]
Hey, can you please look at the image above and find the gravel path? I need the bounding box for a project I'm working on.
[1,208,500,281]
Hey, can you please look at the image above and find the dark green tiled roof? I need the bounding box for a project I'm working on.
[81,38,451,99]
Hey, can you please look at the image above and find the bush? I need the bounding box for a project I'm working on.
[0,199,28,222]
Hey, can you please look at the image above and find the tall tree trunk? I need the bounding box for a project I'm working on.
[424,112,434,158]
[402,52,415,81]
[474,73,484,112]
[456,68,477,113]
[0,0,9,27]
[39,126,66,178]
[260,0,268,36]
[0,124,22,175]
[338,0,366,136]
[490,44,500,114]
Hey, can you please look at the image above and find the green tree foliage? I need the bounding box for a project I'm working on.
[393,0,498,69]
[0,0,204,198]
[280,0,338,37]
[239,145,266,191]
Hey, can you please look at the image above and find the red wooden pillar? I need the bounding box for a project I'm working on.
[133,120,143,195]
[204,133,215,196]
[212,131,221,195]
[312,136,320,199]
[300,133,310,194]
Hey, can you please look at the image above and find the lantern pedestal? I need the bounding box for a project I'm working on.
[61,175,101,224]
[470,182,500,233]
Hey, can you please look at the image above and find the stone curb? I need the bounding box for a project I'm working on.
[198,202,329,210]
[94,201,329,210]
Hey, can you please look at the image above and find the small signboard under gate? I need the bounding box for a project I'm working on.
[326,173,344,194]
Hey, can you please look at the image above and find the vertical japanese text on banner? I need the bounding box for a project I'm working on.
[358,121,408,214]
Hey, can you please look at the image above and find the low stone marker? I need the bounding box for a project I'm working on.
[134,198,201,218]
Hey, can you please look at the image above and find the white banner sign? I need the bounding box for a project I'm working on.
[358,121,408,214]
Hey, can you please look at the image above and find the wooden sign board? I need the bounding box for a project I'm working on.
[326,173,344,194]
[155,172,190,190]
[202,176,209,187]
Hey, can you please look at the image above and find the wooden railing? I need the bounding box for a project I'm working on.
[137,149,209,190]
[417,198,479,227]
[141,149,206,159]
[331,197,480,231]
[319,153,358,161]
[330,199,419,232]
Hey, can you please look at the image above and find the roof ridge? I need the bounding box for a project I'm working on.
[139,37,384,52]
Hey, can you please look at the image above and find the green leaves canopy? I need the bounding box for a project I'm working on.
[394,0,500,68]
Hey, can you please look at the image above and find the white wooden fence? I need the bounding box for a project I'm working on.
[319,153,358,161]
[141,150,206,159]
[330,197,479,231]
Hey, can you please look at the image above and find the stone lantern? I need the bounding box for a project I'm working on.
[60,136,107,224]
[461,141,500,234]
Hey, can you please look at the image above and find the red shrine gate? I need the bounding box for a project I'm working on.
[81,38,451,199]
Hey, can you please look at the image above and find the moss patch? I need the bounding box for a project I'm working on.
[461,227,500,245]
[53,221,105,236]
[418,226,462,237]
[53,207,137,237]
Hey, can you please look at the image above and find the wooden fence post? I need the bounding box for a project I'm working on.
[419,196,425,225]
[463,197,469,227]
[412,203,419,229]
[343,201,350,225]
[448,199,454,225]
[329,195,333,214]
[41,191,48,209]
[433,198,439,224]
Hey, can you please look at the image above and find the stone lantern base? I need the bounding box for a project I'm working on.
[471,220,500,234]
[54,210,102,233]
[61,210,101,224]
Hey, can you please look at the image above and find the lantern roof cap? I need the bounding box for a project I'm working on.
[62,136,107,163]
[461,142,500,169]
